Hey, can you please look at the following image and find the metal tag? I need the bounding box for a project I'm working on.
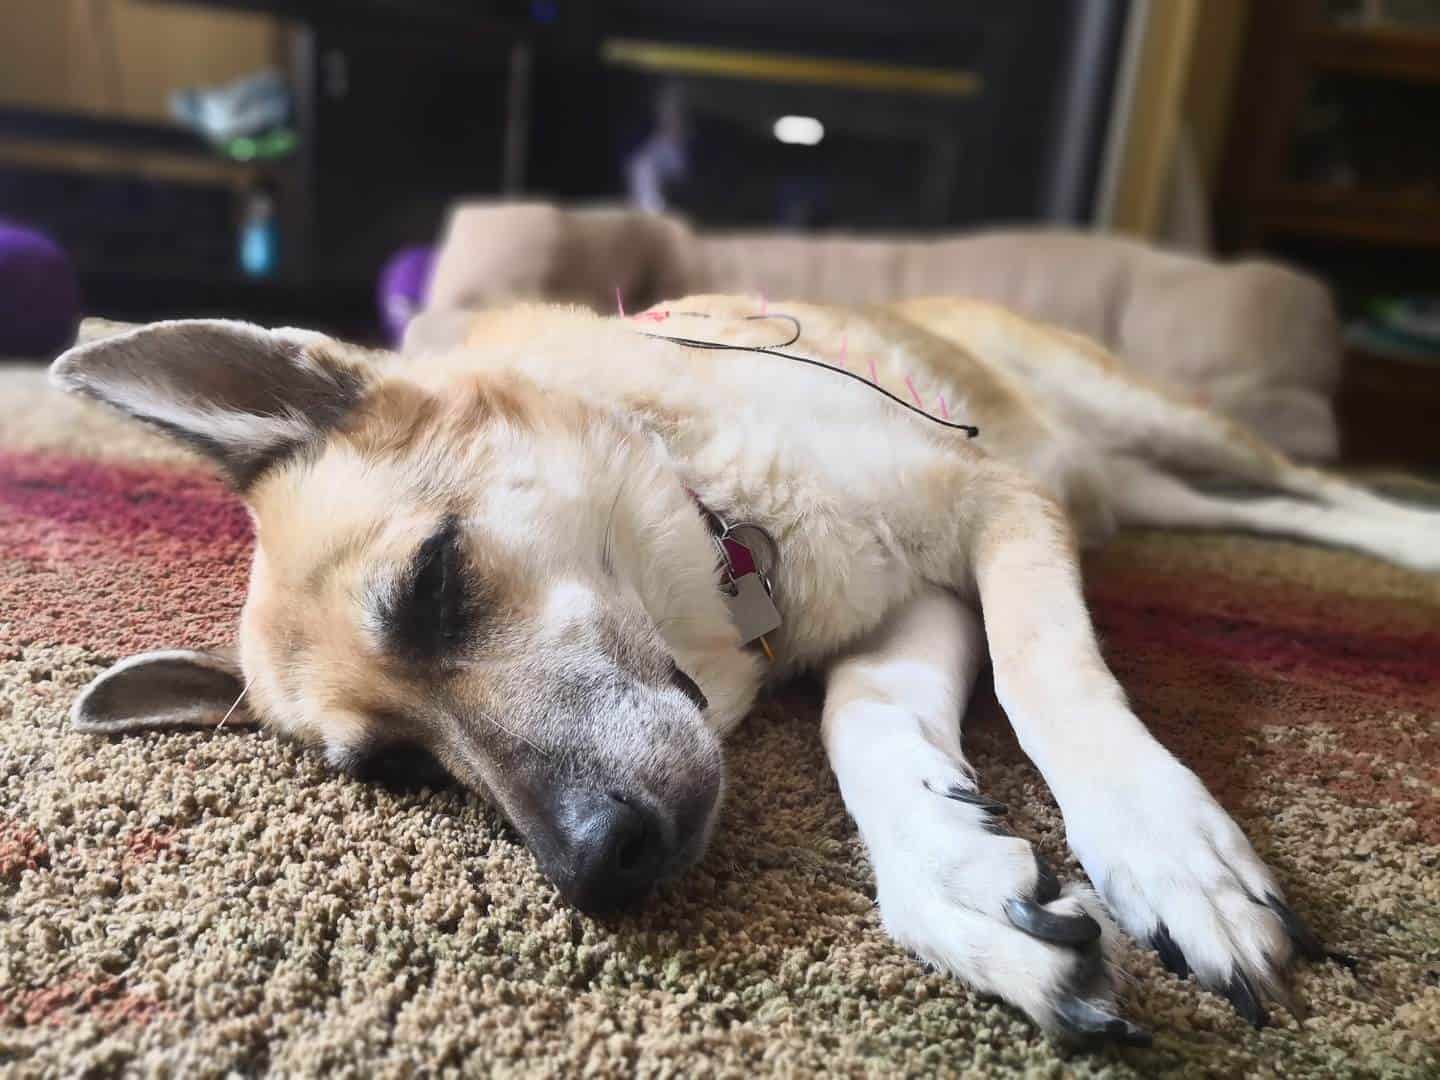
[725,571,782,645]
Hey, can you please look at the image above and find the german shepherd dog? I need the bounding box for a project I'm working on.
[50,296,1438,1045]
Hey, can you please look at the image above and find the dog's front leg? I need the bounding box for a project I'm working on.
[967,483,1323,1026]
[822,584,1147,1044]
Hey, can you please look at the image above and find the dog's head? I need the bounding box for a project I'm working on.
[52,316,736,913]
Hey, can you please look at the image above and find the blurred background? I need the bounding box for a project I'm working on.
[1,0,1437,465]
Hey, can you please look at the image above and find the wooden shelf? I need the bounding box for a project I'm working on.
[0,138,270,189]
[1338,346,1440,466]
[1218,4,1440,258]
[1251,184,1440,246]
[0,106,296,188]
[1300,24,1440,84]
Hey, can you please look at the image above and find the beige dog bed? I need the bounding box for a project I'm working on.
[425,203,1342,462]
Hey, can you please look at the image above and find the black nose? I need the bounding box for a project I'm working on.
[557,791,667,914]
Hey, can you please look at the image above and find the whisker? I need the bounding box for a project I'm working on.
[217,677,252,729]
[602,470,629,573]
[487,714,550,758]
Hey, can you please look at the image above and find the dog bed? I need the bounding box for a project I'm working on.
[426,203,1345,462]
[1,361,1436,1076]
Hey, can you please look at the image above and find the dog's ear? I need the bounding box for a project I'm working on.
[71,649,256,734]
[50,319,371,490]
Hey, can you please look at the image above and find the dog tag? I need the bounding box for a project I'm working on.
[704,511,782,656]
[725,571,782,645]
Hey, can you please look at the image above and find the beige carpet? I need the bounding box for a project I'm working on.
[2,363,1438,1076]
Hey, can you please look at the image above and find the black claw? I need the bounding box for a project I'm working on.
[944,785,1008,816]
[1033,854,1061,904]
[1004,897,1102,946]
[1264,893,1325,962]
[1054,997,1153,1047]
[1327,949,1360,971]
[1150,923,1191,980]
[1224,969,1266,1029]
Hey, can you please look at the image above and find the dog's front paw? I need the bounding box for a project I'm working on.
[873,783,1149,1045]
[1059,748,1324,1026]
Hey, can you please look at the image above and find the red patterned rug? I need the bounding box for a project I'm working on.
[1,364,1437,1076]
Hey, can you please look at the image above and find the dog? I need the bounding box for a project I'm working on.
[49,295,1439,1045]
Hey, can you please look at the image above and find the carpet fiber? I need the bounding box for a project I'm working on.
[2,363,1438,1077]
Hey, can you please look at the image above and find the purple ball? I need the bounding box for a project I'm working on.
[0,223,80,356]
[378,245,437,345]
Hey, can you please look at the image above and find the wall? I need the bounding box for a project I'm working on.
[0,0,282,124]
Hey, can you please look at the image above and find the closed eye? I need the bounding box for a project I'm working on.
[382,517,480,660]
[668,661,708,712]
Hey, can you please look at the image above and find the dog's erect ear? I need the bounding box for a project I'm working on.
[71,649,256,735]
[50,319,371,489]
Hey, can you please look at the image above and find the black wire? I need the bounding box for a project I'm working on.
[636,312,980,438]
